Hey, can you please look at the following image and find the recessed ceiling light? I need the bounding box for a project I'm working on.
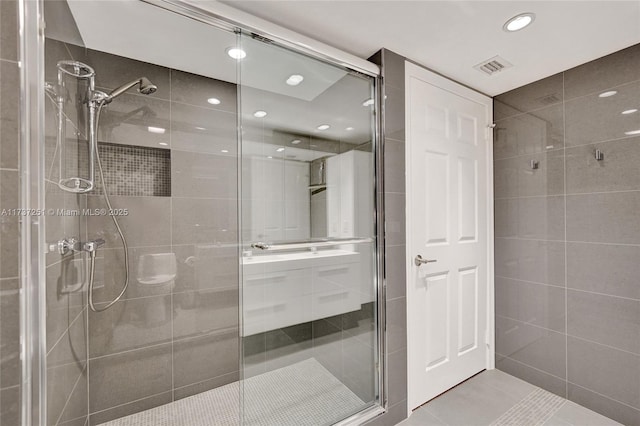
[362,98,374,107]
[503,13,535,32]
[195,126,206,130]
[624,129,640,135]
[622,109,638,115]
[267,156,273,159]
[276,147,285,152]
[345,127,354,131]
[207,98,221,105]
[253,110,267,118]
[226,47,246,60]
[316,124,330,130]
[158,142,168,146]
[148,126,166,134]
[599,90,617,98]
[221,149,229,153]
[291,139,301,145]
[286,74,304,86]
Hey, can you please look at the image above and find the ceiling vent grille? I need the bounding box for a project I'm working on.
[535,93,562,105]
[474,56,513,76]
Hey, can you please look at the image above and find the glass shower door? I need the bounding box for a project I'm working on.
[238,33,380,425]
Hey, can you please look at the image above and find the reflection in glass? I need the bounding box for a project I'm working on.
[239,34,378,425]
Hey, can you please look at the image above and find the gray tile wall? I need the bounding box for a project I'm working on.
[364,49,408,426]
[42,41,239,425]
[87,50,238,425]
[494,43,640,426]
[44,38,90,426]
[0,1,21,425]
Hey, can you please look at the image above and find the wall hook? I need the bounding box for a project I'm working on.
[530,160,539,170]
[595,149,604,161]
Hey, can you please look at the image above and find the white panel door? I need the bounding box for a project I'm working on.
[406,62,492,409]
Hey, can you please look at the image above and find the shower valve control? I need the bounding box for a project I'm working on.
[54,237,106,255]
[56,237,80,255]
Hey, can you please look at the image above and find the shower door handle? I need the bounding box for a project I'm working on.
[414,255,437,267]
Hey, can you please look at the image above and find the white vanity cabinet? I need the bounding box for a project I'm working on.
[241,250,362,336]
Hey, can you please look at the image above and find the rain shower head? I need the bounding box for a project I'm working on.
[104,77,157,103]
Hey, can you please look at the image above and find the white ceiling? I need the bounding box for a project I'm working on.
[221,0,640,96]
[53,1,374,146]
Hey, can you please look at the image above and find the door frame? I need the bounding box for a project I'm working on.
[404,61,495,413]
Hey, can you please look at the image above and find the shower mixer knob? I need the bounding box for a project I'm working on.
[57,237,80,255]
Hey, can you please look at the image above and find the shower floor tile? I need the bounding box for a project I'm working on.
[400,370,621,426]
[97,358,364,426]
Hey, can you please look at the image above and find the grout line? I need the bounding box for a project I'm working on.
[496,237,640,247]
[563,134,640,149]
[0,384,20,392]
[566,381,640,413]
[495,188,640,201]
[566,334,640,358]
[496,76,640,123]
[46,306,87,358]
[495,275,566,290]
[87,326,238,362]
[496,352,567,383]
[57,414,88,426]
[88,389,173,418]
[494,146,566,162]
[421,405,450,425]
[172,370,240,394]
[86,341,173,362]
[494,100,563,124]
[565,286,640,303]
[494,132,640,163]
[0,58,19,65]
[496,314,565,336]
[54,364,88,425]
[563,77,640,104]
[83,286,239,305]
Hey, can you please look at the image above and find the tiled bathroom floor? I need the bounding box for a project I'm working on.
[399,370,621,426]
[98,358,364,426]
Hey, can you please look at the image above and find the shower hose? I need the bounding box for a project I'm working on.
[87,104,130,312]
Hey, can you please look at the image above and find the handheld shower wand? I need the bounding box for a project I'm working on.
[86,74,158,312]
[52,60,158,312]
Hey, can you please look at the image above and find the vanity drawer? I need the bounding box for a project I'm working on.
[311,262,360,320]
[311,288,360,321]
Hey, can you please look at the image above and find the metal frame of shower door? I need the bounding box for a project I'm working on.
[19,0,48,425]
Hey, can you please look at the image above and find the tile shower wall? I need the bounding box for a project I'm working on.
[365,49,408,426]
[44,38,91,426]
[43,40,239,425]
[494,43,640,426]
[0,1,21,425]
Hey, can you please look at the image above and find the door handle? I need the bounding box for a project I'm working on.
[414,255,437,267]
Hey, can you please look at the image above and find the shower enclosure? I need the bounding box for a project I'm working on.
[19,0,384,425]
